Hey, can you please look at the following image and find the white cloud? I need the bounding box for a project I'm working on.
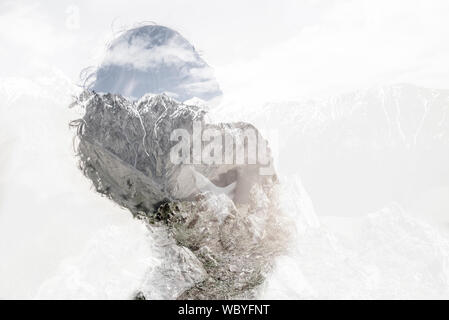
[103,36,197,70]
[215,0,449,104]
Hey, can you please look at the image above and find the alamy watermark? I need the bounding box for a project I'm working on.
[65,5,80,30]
[169,121,277,176]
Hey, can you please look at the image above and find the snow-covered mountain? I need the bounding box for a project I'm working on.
[90,25,222,102]
[3,69,449,299]
[0,70,157,299]
[215,84,449,219]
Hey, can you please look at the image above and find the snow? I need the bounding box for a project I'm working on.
[1,1,449,298]
[261,181,449,299]
[0,72,155,299]
[2,69,449,300]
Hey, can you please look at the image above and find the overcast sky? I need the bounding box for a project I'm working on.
[1,0,449,299]
[1,0,449,101]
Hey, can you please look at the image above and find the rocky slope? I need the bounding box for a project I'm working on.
[71,91,288,299]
